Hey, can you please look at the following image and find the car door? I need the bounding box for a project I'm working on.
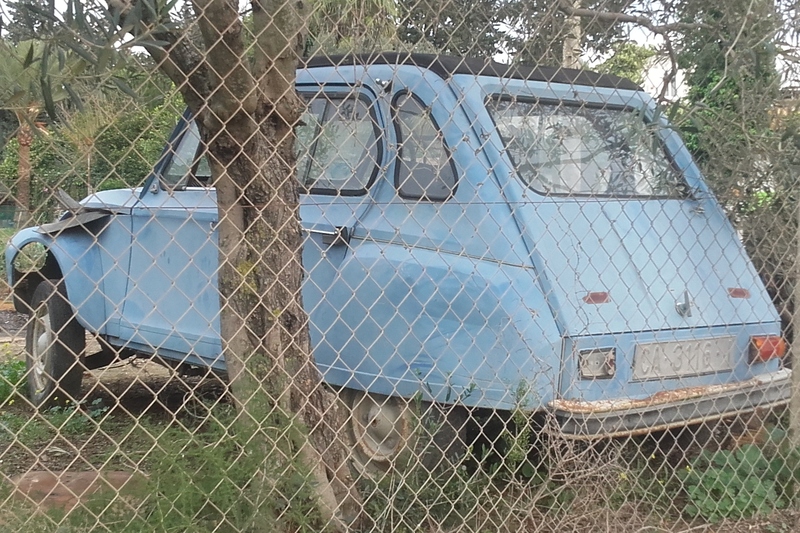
[118,119,222,367]
[297,85,387,368]
[118,87,386,370]
[316,67,559,408]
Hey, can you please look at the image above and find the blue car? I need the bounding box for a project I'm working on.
[7,54,790,469]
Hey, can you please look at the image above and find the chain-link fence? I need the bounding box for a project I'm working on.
[1,1,800,531]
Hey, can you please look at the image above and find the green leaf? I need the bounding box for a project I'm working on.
[60,39,98,66]
[123,38,171,49]
[63,84,84,112]
[22,43,36,69]
[41,78,58,122]
[97,46,114,71]
[111,77,139,99]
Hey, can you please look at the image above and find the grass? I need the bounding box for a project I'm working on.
[0,358,25,405]
[0,368,797,533]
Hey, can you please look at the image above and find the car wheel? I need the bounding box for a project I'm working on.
[25,279,85,408]
[340,388,466,477]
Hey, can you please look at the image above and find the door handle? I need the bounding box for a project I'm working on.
[308,226,351,246]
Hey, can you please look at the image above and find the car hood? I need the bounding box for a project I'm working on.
[81,188,144,211]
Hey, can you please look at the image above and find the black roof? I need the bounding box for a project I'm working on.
[304,52,642,92]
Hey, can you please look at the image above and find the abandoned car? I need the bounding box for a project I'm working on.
[6,54,790,470]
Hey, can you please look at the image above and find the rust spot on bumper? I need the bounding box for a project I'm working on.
[548,369,791,438]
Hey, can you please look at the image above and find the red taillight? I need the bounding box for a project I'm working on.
[583,292,610,304]
[749,336,786,363]
[728,287,751,299]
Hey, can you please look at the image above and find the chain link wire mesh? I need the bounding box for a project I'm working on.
[0,0,799,531]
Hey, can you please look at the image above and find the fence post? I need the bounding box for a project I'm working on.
[792,196,800,448]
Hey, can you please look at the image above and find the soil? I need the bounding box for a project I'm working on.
[0,307,29,339]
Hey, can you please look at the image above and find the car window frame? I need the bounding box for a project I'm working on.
[391,90,459,202]
[148,88,384,197]
[297,88,384,197]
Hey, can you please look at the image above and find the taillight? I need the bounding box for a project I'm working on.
[749,336,786,363]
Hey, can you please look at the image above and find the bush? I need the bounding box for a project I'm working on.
[679,442,800,522]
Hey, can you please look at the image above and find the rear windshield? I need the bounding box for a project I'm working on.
[487,98,685,198]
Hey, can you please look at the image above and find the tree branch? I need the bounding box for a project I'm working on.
[107,0,212,115]
[556,0,698,102]
[556,0,708,35]
[192,0,258,122]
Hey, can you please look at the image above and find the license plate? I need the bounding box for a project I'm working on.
[633,337,736,381]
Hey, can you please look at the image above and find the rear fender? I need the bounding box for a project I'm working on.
[313,244,563,411]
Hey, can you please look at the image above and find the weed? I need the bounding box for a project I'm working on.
[0,402,329,533]
[362,461,490,532]
[0,398,114,446]
[131,404,325,532]
[0,359,26,404]
[0,411,53,443]
[679,443,796,522]
[45,403,94,436]
[608,447,677,515]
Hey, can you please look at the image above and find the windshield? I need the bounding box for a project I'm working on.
[487,98,685,197]
[161,121,211,189]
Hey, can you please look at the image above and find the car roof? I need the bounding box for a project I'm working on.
[303,52,642,92]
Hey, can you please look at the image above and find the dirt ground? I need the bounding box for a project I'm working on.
[0,306,29,339]
[0,306,226,476]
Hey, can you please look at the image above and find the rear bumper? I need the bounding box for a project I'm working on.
[549,368,792,438]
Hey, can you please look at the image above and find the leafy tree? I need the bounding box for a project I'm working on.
[393,0,635,63]
[89,97,181,190]
[2,0,55,43]
[0,39,81,226]
[396,0,505,57]
[309,0,398,53]
[58,93,181,195]
[0,109,16,152]
[505,0,634,66]
[596,42,655,85]
[0,97,180,218]
[674,0,785,283]
[677,2,780,160]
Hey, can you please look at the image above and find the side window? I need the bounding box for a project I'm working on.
[159,92,380,194]
[296,94,381,194]
[393,93,457,201]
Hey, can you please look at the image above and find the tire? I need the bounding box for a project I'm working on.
[340,388,467,478]
[25,280,86,408]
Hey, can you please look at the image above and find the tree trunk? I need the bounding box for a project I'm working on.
[109,0,364,525]
[14,118,32,228]
[181,0,363,527]
[562,0,582,69]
